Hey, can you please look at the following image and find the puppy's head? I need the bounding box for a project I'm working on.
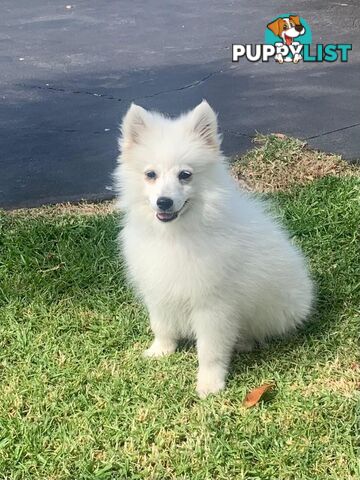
[116,101,221,225]
[267,15,305,45]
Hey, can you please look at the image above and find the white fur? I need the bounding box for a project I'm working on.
[114,101,314,398]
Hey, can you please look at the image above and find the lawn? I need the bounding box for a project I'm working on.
[0,137,359,479]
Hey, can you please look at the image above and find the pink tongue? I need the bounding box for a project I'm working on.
[285,35,292,46]
[157,212,173,220]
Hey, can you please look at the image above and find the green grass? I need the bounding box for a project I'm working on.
[0,175,359,479]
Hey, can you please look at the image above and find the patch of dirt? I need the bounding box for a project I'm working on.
[232,134,358,193]
[7,200,116,217]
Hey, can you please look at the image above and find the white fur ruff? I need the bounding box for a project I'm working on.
[114,101,314,398]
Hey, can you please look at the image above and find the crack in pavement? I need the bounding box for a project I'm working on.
[225,121,360,144]
[14,83,122,101]
[223,128,254,139]
[130,66,232,102]
[14,66,230,105]
[15,65,233,102]
[303,121,360,140]
[19,127,112,135]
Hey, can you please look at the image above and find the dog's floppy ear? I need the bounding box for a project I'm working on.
[121,103,150,148]
[188,100,220,149]
[289,15,301,26]
[267,18,283,37]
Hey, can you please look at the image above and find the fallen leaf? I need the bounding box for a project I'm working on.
[243,383,275,408]
[272,133,287,139]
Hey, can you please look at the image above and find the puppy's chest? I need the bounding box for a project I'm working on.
[125,231,220,300]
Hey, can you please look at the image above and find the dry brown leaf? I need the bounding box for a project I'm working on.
[243,383,275,408]
[272,133,287,139]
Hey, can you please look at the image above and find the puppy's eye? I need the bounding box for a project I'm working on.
[178,170,192,181]
[145,170,157,180]
[283,25,288,30]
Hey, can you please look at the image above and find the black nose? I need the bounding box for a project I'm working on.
[295,24,303,32]
[157,196,174,211]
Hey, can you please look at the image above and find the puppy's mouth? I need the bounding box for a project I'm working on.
[284,34,293,46]
[156,201,189,223]
[156,211,178,222]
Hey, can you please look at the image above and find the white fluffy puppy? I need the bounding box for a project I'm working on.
[114,101,314,398]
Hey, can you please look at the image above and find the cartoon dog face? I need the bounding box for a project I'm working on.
[267,15,305,45]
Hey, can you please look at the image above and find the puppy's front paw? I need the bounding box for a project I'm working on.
[143,339,176,358]
[196,369,226,398]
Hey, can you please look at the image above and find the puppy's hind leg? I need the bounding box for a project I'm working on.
[143,304,178,358]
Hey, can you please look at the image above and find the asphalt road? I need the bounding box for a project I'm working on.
[1,0,359,208]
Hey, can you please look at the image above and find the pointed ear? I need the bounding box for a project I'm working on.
[188,100,220,149]
[121,103,150,148]
[267,18,283,37]
[289,15,301,26]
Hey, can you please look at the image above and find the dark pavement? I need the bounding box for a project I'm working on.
[1,0,359,208]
